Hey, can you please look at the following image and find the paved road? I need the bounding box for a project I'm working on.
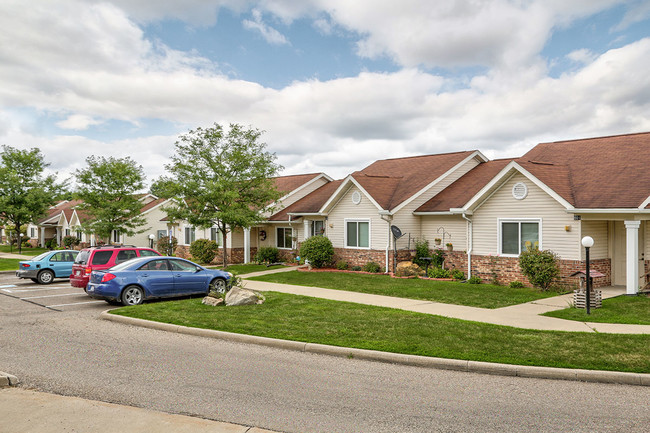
[1,274,649,432]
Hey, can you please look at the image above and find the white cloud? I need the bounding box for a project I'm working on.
[56,115,104,130]
[242,9,290,45]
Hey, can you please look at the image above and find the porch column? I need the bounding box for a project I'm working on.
[625,220,640,295]
[40,227,45,248]
[56,227,61,246]
[304,220,310,240]
[243,228,250,264]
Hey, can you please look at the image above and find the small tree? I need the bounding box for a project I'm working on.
[518,248,560,291]
[300,236,334,268]
[156,236,178,256]
[0,146,64,253]
[74,156,147,243]
[190,239,219,264]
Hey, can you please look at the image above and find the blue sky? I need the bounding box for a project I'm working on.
[1,1,650,185]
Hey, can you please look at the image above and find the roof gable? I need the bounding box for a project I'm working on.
[269,179,343,221]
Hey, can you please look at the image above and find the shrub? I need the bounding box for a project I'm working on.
[518,248,560,291]
[451,269,465,280]
[62,235,80,249]
[255,246,280,264]
[190,239,219,264]
[428,267,451,278]
[468,276,482,284]
[362,261,382,273]
[45,238,58,250]
[412,239,431,268]
[351,265,362,271]
[431,249,445,268]
[509,281,526,289]
[156,236,178,255]
[336,261,348,270]
[300,235,334,268]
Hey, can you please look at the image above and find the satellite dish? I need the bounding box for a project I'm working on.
[390,225,403,239]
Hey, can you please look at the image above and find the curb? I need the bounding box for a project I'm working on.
[0,371,20,387]
[100,311,650,387]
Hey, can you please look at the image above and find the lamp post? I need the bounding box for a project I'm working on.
[581,236,594,314]
[148,233,155,249]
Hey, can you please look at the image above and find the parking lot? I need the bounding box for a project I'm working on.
[0,274,106,311]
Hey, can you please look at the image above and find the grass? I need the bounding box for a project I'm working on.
[0,258,21,271]
[544,295,650,325]
[0,245,49,256]
[248,270,563,309]
[218,263,287,275]
[111,292,650,373]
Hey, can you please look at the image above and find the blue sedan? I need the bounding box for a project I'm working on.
[85,256,232,306]
[16,250,79,284]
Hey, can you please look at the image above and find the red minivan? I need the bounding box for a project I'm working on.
[70,245,161,290]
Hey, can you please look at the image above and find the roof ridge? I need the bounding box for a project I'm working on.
[373,149,474,163]
[543,131,650,145]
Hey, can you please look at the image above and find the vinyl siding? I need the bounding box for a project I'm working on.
[472,173,579,259]
[123,206,169,247]
[328,186,388,249]
[580,220,609,260]
[420,216,467,251]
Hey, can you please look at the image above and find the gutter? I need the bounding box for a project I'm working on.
[379,210,392,273]
[461,212,472,279]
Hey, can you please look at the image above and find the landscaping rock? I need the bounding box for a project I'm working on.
[202,296,224,307]
[225,287,266,306]
[395,261,425,277]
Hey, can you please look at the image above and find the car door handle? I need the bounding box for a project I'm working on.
[174,274,182,277]
[141,273,149,277]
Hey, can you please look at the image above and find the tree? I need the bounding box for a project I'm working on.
[153,123,283,267]
[0,146,64,253]
[74,156,147,244]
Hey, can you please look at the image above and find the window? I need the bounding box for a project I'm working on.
[115,249,137,264]
[310,220,324,237]
[112,230,121,243]
[65,228,70,236]
[30,227,36,238]
[169,259,199,272]
[76,230,82,240]
[139,249,160,257]
[500,220,540,255]
[157,230,167,240]
[277,227,292,249]
[210,227,223,246]
[91,250,113,265]
[138,259,169,271]
[346,220,370,248]
[184,227,195,245]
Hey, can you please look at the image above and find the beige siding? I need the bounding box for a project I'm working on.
[328,186,388,249]
[123,206,169,247]
[580,220,609,260]
[472,173,579,259]
[282,177,329,207]
[421,215,467,251]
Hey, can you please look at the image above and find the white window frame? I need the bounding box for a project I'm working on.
[112,230,121,244]
[310,220,325,237]
[184,226,195,245]
[276,227,293,249]
[210,227,224,248]
[497,218,542,257]
[344,218,371,249]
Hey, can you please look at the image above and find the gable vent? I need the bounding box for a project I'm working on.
[512,182,528,200]
[351,191,361,205]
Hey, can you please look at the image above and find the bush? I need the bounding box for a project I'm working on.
[412,239,430,268]
[156,236,178,255]
[428,267,450,278]
[509,281,526,289]
[190,239,219,264]
[336,261,348,270]
[451,269,465,280]
[468,276,482,284]
[45,238,58,250]
[300,236,334,268]
[62,235,80,249]
[351,265,362,271]
[255,246,279,264]
[431,249,445,268]
[518,248,560,291]
[362,261,382,273]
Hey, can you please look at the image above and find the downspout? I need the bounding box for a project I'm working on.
[379,211,392,273]
[461,213,472,279]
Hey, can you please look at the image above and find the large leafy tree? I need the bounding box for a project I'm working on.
[0,146,64,253]
[153,123,283,266]
[74,156,147,244]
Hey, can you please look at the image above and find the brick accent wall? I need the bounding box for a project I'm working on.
[333,248,387,270]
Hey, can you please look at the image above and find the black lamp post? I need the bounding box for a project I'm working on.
[581,236,594,314]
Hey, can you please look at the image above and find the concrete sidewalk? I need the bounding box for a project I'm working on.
[0,387,278,433]
[0,251,32,259]
[243,272,650,334]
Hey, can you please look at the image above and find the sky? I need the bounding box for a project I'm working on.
[1,0,650,188]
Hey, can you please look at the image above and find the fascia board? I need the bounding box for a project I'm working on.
[319,175,354,213]
[140,199,171,216]
[348,176,384,211]
[390,151,488,214]
[569,208,650,214]
[277,173,333,203]
[638,196,650,210]
[512,163,575,210]
[412,211,455,216]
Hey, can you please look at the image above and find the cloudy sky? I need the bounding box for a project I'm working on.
[2,0,650,187]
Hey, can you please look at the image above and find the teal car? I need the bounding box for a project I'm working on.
[16,250,79,284]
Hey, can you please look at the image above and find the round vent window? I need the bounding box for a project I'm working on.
[351,191,361,205]
[512,182,528,200]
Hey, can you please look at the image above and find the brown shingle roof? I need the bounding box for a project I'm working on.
[269,180,343,221]
[520,132,650,208]
[140,198,166,213]
[37,200,83,224]
[415,159,514,212]
[273,173,324,195]
[352,151,477,211]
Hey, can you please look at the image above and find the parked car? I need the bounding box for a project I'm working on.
[70,245,161,290]
[16,250,79,284]
[85,256,232,305]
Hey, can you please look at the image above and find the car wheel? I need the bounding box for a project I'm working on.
[121,285,144,306]
[209,278,228,294]
[37,270,54,284]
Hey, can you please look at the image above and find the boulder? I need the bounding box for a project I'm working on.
[202,296,224,307]
[225,287,266,306]
[395,261,425,277]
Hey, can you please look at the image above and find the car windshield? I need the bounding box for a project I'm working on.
[75,250,91,264]
[32,252,50,261]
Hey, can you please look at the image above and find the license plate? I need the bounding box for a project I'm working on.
[86,284,95,292]
[76,270,81,276]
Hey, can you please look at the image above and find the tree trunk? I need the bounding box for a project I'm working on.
[221,228,228,268]
[15,222,22,254]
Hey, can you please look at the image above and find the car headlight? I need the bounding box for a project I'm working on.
[226,272,233,279]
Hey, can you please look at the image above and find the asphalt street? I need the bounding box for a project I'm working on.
[1,273,649,433]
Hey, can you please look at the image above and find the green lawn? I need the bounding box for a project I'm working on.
[111,292,650,373]
[0,245,49,256]
[0,258,21,271]
[248,271,562,308]
[212,263,287,275]
[544,295,650,325]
